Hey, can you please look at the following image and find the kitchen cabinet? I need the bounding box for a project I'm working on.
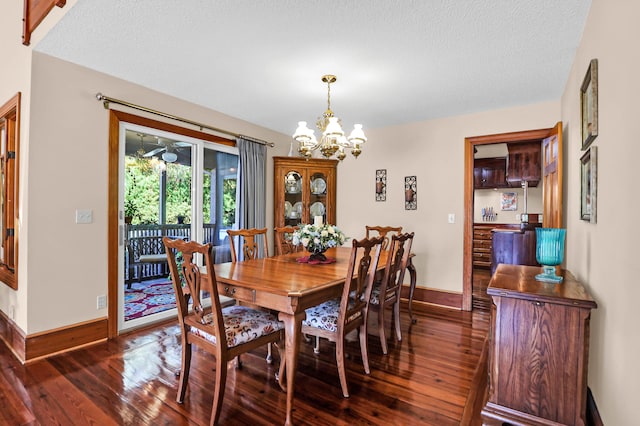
[506,142,541,187]
[482,264,597,426]
[274,156,337,229]
[474,157,507,189]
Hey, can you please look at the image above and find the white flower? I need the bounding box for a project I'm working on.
[292,223,348,253]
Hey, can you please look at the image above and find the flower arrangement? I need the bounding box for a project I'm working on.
[292,223,347,257]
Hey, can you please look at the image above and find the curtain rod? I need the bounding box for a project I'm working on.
[95,92,275,147]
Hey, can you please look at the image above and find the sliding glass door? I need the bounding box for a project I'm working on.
[118,123,238,332]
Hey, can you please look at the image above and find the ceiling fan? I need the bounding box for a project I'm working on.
[143,138,190,163]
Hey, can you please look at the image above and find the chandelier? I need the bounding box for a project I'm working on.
[292,74,367,161]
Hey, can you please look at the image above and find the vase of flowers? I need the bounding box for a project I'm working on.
[292,223,347,262]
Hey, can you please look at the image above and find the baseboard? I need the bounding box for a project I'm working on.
[401,284,462,310]
[0,308,26,361]
[0,311,108,363]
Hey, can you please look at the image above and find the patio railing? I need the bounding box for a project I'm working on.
[125,224,229,284]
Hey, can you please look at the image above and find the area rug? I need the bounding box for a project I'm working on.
[125,278,176,321]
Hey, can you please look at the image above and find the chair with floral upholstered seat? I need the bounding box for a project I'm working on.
[274,226,302,256]
[301,236,384,397]
[227,228,269,262]
[163,237,285,425]
[365,225,403,251]
[368,232,414,354]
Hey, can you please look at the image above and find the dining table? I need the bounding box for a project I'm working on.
[212,246,389,425]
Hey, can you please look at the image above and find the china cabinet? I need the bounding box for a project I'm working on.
[273,156,337,230]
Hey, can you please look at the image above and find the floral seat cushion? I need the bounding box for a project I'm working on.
[191,305,283,348]
[304,298,361,332]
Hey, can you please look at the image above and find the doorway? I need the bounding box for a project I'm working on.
[107,110,238,337]
[462,123,563,311]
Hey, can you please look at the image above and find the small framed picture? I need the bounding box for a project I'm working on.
[375,169,386,201]
[581,59,598,150]
[501,192,517,211]
[404,176,417,210]
[580,146,597,223]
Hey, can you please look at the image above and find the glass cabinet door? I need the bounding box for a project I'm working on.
[308,171,328,225]
[283,170,303,226]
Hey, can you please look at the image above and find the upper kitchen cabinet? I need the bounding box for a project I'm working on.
[474,157,508,189]
[274,156,337,229]
[506,142,541,187]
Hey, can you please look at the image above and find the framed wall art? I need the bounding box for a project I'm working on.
[404,176,417,210]
[375,169,387,201]
[501,192,517,211]
[581,58,598,150]
[580,146,597,223]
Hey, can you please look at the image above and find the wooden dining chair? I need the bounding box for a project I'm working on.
[227,228,269,262]
[365,225,403,251]
[163,237,285,426]
[368,232,414,354]
[226,227,274,363]
[301,236,384,397]
[274,226,302,256]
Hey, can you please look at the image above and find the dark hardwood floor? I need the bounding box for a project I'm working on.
[472,268,492,311]
[0,304,489,425]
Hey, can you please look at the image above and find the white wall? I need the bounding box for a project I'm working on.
[561,0,640,423]
[335,101,559,293]
[25,53,290,334]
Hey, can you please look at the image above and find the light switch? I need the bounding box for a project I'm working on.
[76,209,93,224]
[448,213,455,224]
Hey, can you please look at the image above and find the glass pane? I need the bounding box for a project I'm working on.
[309,171,327,225]
[284,171,302,226]
[202,148,238,264]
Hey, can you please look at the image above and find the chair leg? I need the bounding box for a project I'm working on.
[210,357,228,426]
[377,306,389,355]
[177,342,192,403]
[313,336,321,354]
[393,299,402,342]
[335,338,349,398]
[359,324,371,375]
[266,342,273,364]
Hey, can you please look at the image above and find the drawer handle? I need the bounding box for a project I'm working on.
[224,287,237,294]
[533,301,545,307]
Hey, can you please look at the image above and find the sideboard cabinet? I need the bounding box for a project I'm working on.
[482,264,597,426]
[273,156,337,230]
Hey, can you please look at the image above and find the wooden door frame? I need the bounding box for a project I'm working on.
[107,110,233,337]
[462,127,552,311]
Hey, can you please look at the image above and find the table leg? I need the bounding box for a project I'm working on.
[407,259,417,324]
[278,311,305,426]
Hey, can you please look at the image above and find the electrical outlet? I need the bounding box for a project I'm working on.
[448,213,455,224]
[76,209,93,224]
[9,305,15,320]
[97,295,107,310]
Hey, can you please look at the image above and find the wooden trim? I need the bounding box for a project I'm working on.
[22,0,66,46]
[110,110,235,147]
[0,310,107,363]
[0,307,26,361]
[25,318,108,361]
[401,285,462,310]
[463,127,554,312]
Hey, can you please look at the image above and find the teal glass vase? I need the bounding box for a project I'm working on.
[535,228,566,283]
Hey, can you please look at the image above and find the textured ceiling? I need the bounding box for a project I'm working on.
[35,0,591,137]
